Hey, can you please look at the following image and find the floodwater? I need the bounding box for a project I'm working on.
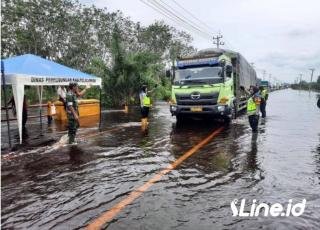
[1,89,320,229]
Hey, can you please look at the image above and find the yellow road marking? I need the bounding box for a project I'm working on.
[86,126,224,230]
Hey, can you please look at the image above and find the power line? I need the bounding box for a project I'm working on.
[140,0,209,40]
[220,34,236,50]
[170,0,218,34]
[146,0,211,39]
[144,0,233,50]
[141,0,236,50]
[158,0,212,37]
[170,0,235,50]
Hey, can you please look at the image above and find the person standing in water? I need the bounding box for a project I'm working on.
[66,82,90,144]
[139,84,157,131]
[259,85,269,118]
[246,86,261,132]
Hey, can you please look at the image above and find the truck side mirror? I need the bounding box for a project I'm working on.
[226,65,232,77]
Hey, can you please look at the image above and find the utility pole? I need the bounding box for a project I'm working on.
[262,70,266,80]
[212,33,224,49]
[299,73,303,91]
[268,74,272,89]
[309,68,315,92]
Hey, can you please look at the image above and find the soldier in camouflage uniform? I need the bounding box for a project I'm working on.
[66,82,90,144]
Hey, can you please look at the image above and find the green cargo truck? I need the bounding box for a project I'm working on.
[169,48,257,123]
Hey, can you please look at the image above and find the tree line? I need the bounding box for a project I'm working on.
[1,0,196,107]
[291,76,320,91]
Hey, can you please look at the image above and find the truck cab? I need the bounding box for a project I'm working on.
[170,48,256,123]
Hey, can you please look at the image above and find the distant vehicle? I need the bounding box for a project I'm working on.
[168,48,257,123]
[260,80,271,91]
[317,97,320,109]
[260,80,269,87]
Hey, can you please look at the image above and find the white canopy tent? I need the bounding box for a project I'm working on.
[1,54,102,144]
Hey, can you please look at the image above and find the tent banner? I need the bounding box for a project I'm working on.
[4,74,102,86]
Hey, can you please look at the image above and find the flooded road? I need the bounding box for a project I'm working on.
[1,89,320,229]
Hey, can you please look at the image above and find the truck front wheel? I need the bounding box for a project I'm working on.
[224,102,237,124]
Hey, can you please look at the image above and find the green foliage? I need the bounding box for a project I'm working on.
[1,0,196,107]
[291,78,320,91]
[85,26,167,107]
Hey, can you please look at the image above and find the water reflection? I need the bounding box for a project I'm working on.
[68,145,86,164]
[169,119,250,174]
[247,132,258,172]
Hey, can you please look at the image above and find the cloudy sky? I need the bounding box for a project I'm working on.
[83,0,320,83]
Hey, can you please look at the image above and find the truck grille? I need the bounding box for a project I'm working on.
[175,92,219,105]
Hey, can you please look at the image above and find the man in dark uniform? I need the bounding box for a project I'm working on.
[66,82,90,144]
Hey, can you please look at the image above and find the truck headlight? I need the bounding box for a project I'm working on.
[171,105,177,111]
[218,105,225,112]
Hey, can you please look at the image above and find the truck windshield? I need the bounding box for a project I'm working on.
[174,66,223,85]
